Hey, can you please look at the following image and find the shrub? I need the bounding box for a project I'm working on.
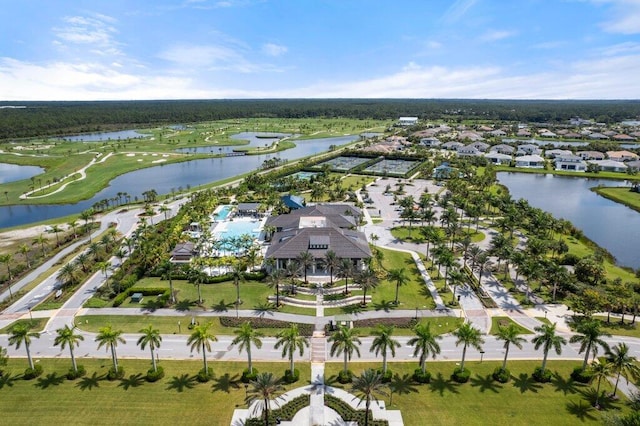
[107,366,125,381]
[196,368,214,383]
[492,367,510,383]
[337,370,353,384]
[451,367,471,383]
[413,368,431,384]
[283,368,300,384]
[219,317,313,336]
[241,368,258,383]
[324,394,388,426]
[353,317,417,330]
[532,366,552,383]
[66,365,86,380]
[23,364,43,380]
[570,366,592,384]
[146,366,165,382]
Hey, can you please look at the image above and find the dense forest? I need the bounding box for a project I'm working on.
[1,99,640,140]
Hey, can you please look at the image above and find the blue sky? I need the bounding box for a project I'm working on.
[1,0,640,100]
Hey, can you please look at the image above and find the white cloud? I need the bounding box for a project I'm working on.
[441,0,478,23]
[262,43,287,57]
[53,14,123,56]
[480,30,516,42]
[595,0,640,34]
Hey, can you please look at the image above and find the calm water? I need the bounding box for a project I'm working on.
[175,132,291,154]
[56,130,148,142]
[0,163,44,184]
[497,172,639,268]
[0,134,358,229]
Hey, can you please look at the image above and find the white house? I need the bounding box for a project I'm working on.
[516,144,542,156]
[554,155,587,171]
[545,149,573,159]
[420,137,441,147]
[398,117,418,126]
[588,160,628,172]
[515,154,545,168]
[490,144,515,155]
[484,152,512,165]
[442,141,464,151]
[457,145,482,157]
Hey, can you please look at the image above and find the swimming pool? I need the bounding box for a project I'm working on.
[213,219,263,254]
[214,205,233,221]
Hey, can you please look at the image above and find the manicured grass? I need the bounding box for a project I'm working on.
[352,317,463,337]
[325,361,630,426]
[75,315,294,337]
[592,186,640,212]
[489,316,532,335]
[586,316,639,338]
[562,234,637,284]
[0,358,310,426]
[276,304,316,316]
[494,164,640,181]
[0,318,48,334]
[127,277,273,310]
[390,226,485,244]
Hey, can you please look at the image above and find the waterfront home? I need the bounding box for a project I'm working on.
[588,159,628,172]
[457,131,484,142]
[489,129,507,137]
[484,152,512,165]
[578,151,606,161]
[516,144,542,156]
[607,150,639,162]
[588,132,609,140]
[564,132,583,139]
[545,149,573,159]
[515,154,545,168]
[490,144,515,155]
[613,134,636,142]
[516,129,531,137]
[626,160,640,171]
[539,130,557,138]
[469,141,490,152]
[554,155,587,171]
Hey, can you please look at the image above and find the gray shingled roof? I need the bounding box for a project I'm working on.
[265,204,359,230]
[265,227,371,260]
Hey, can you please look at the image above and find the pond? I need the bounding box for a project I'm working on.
[0,163,44,184]
[55,130,148,142]
[0,134,360,229]
[497,172,639,268]
[175,132,292,154]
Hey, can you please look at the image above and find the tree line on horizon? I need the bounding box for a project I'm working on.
[1,98,640,140]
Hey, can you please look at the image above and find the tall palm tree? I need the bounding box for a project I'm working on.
[0,254,13,281]
[231,261,246,306]
[531,323,567,375]
[274,324,308,375]
[267,269,286,307]
[247,372,285,426]
[49,224,62,246]
[32,233,48,257]
[232,322,264,375]
[606,343,640,396]
[296,251,314,284]
[285,260,301,295]
[357,268,379,306]
[95,325,126,371]
[187,323,218,375]
[570,319,611,371]
[67,220,78,239]
[8,324,40,369]
[370,325,401,375]
[323,250,339,285]
[187,267,205,304]
[495,324,526,370]
[337,258,354,295]
[590,361,613,408]
[328,325,362,374]
[407,323,442,374]
[54,325,84,373]
[57,262,79,287]
[351,369,388,426]
[453,322,484,371]
[387,267,408,305]
[137,325,162,373]
[18,243,31,269]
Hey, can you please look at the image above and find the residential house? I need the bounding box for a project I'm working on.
[554,155,587,171]
[588,160,628,173]
[588,132,609,140]
[516,144,542,156]
[545,149,573,159]
[516,129,531,137]
[489,129,507,137]
[489,144,515,155]
[539,130,557,138]
[607,150,639,162]
[170,242,197,264]
[626,160,640,171]
[484,152,512,165]
[457,131,484,142]
[398,117,418,126]
[470,141,490,152]
[515,154,545,168]
[420,137,441,147]
[578,151,605,161]
[456,145,482,157]
[613,134,636,142]
[442,141,464,151]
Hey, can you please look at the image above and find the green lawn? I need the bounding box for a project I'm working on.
[489,316,532,335]
[592,186,640,213]
[0,359,310,426]
[352,317,463,337]
[584,316,640,338]
[324,361,630,426]
[0,318,48,334]
[390,226,485,244]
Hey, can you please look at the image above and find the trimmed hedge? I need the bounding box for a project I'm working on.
[66,365,86,380]
[451,367,471,383]
[338,370,354,384]
[219,317,314,336]
[570,366,592,384]
[377,368,393,383]
[146,366,165,382]
[283,368,300,384]
[23,364,43,380]
[241,368,258,383]
[245,394,310,426]
[324,394,389,426]
[107,366,125,381]
[113,287,171,307]
[492,367,510,383]
[413,368,431,384]
[532,366,552,383]
[197,368,214,383]
[352,317,418,329]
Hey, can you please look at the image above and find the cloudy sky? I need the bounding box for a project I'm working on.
[1,0,640,100]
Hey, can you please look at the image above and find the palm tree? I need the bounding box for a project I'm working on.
[570,319,611,371]
[356,268,379,306]
[0,254,13,281]
[247,372,285,426]
[231,261,246,306]
[54,325,84,373]
[57,262,79,287]
[187,267,205,304]
[187,323,218,375]
[337,258,354,295]
[267,269,285,307]
[49,224,62,246]
[606,343,640,397]
[18,243,31,269]
[137,325,162,373]
[323,250,339,285]
[453,322,485,371]
[495,324,526,370]
[328,325,362,374]
[387,267,408,305]
[407,323,442,374]
[296,251,314,284]
[274,324,308,375]
[8,324,40,369]
[32,234,48,257]
[285,260,301,295]
[351,369,388,426]
[590,361,613,408]
[67,220,78,239]
[370,325,401,375]
[95,325,126,371]
[232,322,264,375]
[531,323,567,376]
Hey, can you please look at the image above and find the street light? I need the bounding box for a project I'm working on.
[480,350,485,363]
[415,307,419,319]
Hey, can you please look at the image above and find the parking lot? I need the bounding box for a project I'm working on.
[363,177,442,223]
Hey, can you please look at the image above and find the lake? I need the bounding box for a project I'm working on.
[0,134,359,229]
[175,132,292,154]
[55,130,148,142]
[0,163,44,184]
[497,172,639,268]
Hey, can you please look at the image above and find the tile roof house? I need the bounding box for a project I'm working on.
[170,242,198,264]
[588,132,609,140]
[457,131,484,142]
[613,134,636,142]
[607,150,639,162]
[515,154,545,168]
[489,144,516,155]
[281,194,306,210]
[588,160,628,173]
[516,129,531,137]
[470,141,490,152]
[484,152,512,165]
[442,141,464,151]
[516,144,542,156]
[578,151,606,160]
[456,145,482,157]
[626,160,640,171]
[420,137,441,147]
[554,155,587,171]
[545,149,573,159]
[264,204,370,275]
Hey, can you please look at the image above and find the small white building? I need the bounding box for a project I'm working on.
[588,160,628,172]
[515,154,545,168]
[398,117,419,126]
[554,155,587,171]
[484,152,512,165]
